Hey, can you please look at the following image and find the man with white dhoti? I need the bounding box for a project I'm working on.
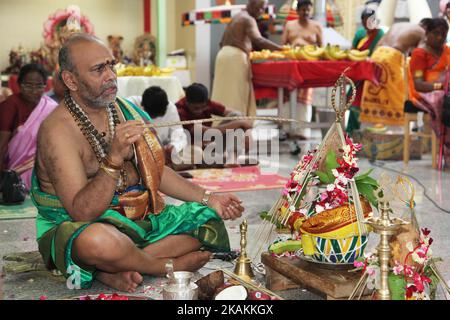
[212,0,281,117]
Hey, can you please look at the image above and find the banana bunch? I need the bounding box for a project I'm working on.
[116,65,171,77]
[250,49,271,61]
[294,45,324,61]
[347,49,370,62]
[322,44,348,61]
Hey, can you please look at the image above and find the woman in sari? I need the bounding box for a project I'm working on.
[409,18,450,167]
[346,8,385,135]
[0,64,58,190]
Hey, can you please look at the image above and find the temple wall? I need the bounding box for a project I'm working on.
[0,0,144,71]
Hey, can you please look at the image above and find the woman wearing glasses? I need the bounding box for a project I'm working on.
[0,64,58,190]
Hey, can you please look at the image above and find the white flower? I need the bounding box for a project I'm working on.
[343,145,351,154]
[336,175,348,186]
[411,252,426,265]
[315,204,324,213]
[327,184,335,192]
[332,169,339,177]
[366,266,380,290]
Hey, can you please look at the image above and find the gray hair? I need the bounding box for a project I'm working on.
[58,33,104,79]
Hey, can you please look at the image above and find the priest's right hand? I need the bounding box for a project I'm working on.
[109,120,145,164]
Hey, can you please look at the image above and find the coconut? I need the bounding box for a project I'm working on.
[215,285,247,300]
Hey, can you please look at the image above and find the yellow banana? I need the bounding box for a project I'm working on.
[322,44,336,61]
[349,49,370,57]
[303,44,317,52]
[302,45,324,61]
[294,47,308,60]
[348,49,370,61]
[330,45,348,60]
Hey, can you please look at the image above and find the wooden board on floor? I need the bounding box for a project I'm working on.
[261,252,371,300]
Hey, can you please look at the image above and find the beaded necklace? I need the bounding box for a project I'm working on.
[64,91,127,193]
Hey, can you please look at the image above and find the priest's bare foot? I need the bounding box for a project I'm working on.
[97,271,143,293]
[174,251,212,272]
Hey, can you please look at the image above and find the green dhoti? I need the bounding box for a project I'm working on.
[32,175,230,289]
[31,97,230,289]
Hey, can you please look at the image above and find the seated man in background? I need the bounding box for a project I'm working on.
[0,63,57,190]
[176,83,254,167]
[127,86,191,170]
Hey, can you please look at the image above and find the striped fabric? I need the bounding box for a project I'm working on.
[182,5,276,26]
[311,235,368,264]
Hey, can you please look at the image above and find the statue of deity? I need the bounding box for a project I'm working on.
[134,34,157,66]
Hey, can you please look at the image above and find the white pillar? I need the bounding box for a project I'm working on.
[314,0,327,27]
[195,0,212,91]
[407,0,432,24]
[377,0,397,28]
[157,0,167,67]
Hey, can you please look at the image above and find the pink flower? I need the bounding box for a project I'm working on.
[404,265,415,277]
[354,261,365,268]
[39,296,47,300]
[413,273,431,292]
[393,263,404,275]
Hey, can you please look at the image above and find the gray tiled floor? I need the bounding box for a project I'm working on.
[1,135,450,300]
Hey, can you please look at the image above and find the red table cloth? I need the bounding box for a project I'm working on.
[252,60,381,100]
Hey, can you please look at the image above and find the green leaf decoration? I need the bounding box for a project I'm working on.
[359,176,379,187]
[325,151,340,181]
[314,170,332,184]
[356,182,378,208]
[388,273,406,300]
[326,151,340,170]
[355,169,374,181]
[259,211,283,228]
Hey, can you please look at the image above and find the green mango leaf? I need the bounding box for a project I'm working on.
[314,171,332,184]
[357,176,379,188]
[356,182,378,208]
[326,151,340,171]
[355,169,374,181]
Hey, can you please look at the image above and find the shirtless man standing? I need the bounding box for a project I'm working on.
[360,20,427,126]
[281,0,323,140]
[211,0,282,117]
[32,34,243,292]
[282,0,323,48]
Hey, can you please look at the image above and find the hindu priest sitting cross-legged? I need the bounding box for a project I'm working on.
[31,33,244,292]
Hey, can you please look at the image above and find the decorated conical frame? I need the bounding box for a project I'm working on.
[250,69,377,265]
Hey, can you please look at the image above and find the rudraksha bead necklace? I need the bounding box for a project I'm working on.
[64,91,127,192]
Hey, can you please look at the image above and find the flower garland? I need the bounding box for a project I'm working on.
[43,6,94,46]
[394,228,434,300]
[314,136,362,213]
[353,228,437,300]
[281,148,318,202]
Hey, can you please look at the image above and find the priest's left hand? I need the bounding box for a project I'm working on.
[208,193,244,220]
